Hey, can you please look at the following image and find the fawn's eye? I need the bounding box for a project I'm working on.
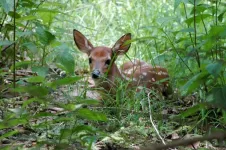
[89,58,92,64]
[105,59,111,65]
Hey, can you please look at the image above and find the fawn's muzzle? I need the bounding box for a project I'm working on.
[92,70,100,79]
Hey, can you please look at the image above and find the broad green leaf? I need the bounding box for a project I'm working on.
[10,61,31,70]
[56,44,75,74]
[179,28,194,33]
[208,25,226,39]
[37,11,57,26]
[14,85,49,97]
[16,15,37,22]
[207,86,226,109]
[58,103,80,111]
[190,4,212,14]
[48,76,82,89]
[76,97,100,105]
[41,2,66,8]
[22,42,38,54]
[60,129,73,140]
[22,97,45,108]
[32,66,49,77]
[0,40,14,46]
[174,0,184,11]
[17,31,33,37]
[0,130,19,140]
[53,117,73,123]
[36,26,55,46]
[0,0,13,14]
[181,71,210,95]
[206,61,223,78]
[0,118,27,130]
[218,10,226,22]
[72,125,96,134]
[31,8,62,13]
[26,76,45,83]
[185,14,212,26]
[8,11,21,18]
[77,108,107,121]
[19,0,35,8]
[8,108,26,116]
[180,103,207,118]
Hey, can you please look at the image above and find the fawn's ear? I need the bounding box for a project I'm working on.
[112,33,131,55]
[73,29,94,55]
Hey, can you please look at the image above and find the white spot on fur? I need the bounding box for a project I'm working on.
[124,68,134,75]
[158,71,163,75]
[151,78,155,82]
[133,78,138,82]
[162,72,168,75]
[137,86,143,90]
[142,72,147,76]
[139,75,144,79]
[149,71,156,74]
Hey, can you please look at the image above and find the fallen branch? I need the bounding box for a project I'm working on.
[142,131,226,150]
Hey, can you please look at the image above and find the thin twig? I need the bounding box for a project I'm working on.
[147,92,166,145]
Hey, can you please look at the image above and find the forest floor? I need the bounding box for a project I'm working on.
[1,69,226,150]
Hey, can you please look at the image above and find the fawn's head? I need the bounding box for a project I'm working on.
[73,29,131,79]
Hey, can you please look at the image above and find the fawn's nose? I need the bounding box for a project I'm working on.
[92,70,100,79]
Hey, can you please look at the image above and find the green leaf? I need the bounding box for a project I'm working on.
[185,14,212,26]
[56,44,75,74]
[180,103,207,118]
[0,0,13,14]
[0,40,14,47]
[174,0,184,11]
[206,61,223,78]
[77,108,107,121]
[179,28,195,33]
[36,26,55,46]
[0,130,19,140]
[208,25,226,39]
[218,10,226,22]
[19,0,35,8]
[181,71,210,95]
[14,85,49,97]
[22,97,45,108]
[8,11,21,18]
[8,108,26,116]
[22,42,38,54]
[48,76,82,89]
[16,15,37,22]
[59,103,82,111]
[17,31,33,37]
[26,76,45,83]
[37,11,57,27]
[60,129,73,140]
[190,4,212,14]
[207,86,226,109]
[72,125,96,134]
[10,61,31,70]
[0,119,27,130]
[32,66,49,77]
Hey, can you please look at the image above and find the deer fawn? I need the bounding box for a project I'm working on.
[73,29,171,97]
